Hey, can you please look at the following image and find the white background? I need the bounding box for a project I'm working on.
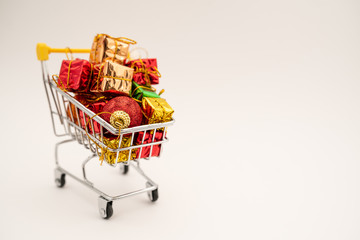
[1,0,360,239]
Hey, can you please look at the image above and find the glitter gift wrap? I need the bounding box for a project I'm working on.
[90,34,132,64]
[131,81,160,102]
[142,97,174,124]
[91,60,133,95]
[136,130,165,158]
[58,58,92,91]
[127,58,160,85]
[102,136,137,164]
[101,96,143,128]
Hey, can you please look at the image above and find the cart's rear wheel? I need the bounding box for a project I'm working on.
[98,197,113,219]
[104,202,113,219]
[146,182,159,202]
[120,164,129,175]
[55,174,66,188]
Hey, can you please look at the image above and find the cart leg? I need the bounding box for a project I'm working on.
[98,196,113,219]
[55,138,75,166]
[82,154,97,186]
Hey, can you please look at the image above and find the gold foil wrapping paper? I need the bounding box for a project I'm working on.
[142,97,174,124]
[92,60,133,95]
[102,136,137,164]
[90,34,129,64]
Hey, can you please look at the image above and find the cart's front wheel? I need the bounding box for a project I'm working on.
[55,174,66,188]
[146,182,159,202]
[55,169,66,188]
[104,202,113,219]
[98,197,113,219]
[120,164,129,175]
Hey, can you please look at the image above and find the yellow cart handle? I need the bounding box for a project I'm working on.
[36,43,90,61]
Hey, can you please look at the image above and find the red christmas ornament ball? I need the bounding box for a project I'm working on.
[102,96,142,128]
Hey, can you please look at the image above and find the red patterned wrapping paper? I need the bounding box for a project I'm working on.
[136,130,165,158]
[127,58,160,85]
[58,59,92,91]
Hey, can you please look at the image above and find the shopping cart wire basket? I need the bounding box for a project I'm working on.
[36,43,175,219]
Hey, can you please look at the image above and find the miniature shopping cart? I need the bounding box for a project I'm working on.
[36,43,174,219]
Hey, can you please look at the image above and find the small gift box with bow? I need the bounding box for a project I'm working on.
[58,58,92,92]
[90,34,136,64]
[135,130,165,158]
[127,58,160,85]
[66,94,108,134]
[91,60,134,95]
[142,97,174,124]
[101,136,138,164]
[131,81,161,102]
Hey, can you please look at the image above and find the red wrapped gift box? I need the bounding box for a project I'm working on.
[136,130,165,158]
[58,58,92,92]
[79,101,106,134]
[127,58,160,85]
[67,95,106,134]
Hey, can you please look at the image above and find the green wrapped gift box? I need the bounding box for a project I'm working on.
[131,81,160,101]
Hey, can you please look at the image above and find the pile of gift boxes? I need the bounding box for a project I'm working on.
[56,34,174,164]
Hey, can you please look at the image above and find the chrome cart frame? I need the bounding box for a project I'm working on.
[38,44,174,219]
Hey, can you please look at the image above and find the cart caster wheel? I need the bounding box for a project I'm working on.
[98,197,113,219]
[120,164,129,175]
[146,182,159,202]
[55,174,66,188]
[54,169,66,188]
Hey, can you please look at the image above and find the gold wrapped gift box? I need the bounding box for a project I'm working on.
[102,136,137,164]
[90,34,130,64]
[91,60,133,95]
[142,97,174,124]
